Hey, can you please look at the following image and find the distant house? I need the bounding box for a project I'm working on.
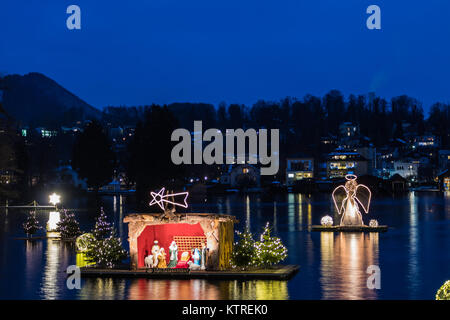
[438,150,450,171]
[389,174,408,193]
[219,164,260,188]
[438,170,450,191]
[326,152,368,178]
[339,122,359,138]
[61,126,82,135]
[286,158,314,186]
[389,160,419,181]
[35,127,58,138]
[0,170,17,185]
[320,135,337,146]
[109,127,124,141]
[412,135,440,149]
[356,147,377,175]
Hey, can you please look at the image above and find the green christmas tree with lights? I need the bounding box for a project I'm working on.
[56,210,82,239]
[231,229,257,269]
[436,280,450,300]
[23,211,41,238]
[86,228,128,268]
[92,207,113,239]
[253,222,288,268]
[85,208,128,268]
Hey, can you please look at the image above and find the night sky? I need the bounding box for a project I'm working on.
[1,1,449,112]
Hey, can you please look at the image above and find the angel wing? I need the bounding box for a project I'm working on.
[355,184,371,213]
[332,185,348,215]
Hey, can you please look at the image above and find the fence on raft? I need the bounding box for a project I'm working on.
[1,200,87,212]
[1,200,55,210]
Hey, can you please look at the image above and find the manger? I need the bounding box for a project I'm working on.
[124,212,237,270]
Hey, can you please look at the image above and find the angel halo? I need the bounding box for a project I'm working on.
[332,174,372,226]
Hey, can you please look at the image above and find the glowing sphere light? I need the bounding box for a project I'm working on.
[369,219,379,227]
[321,215,333,226]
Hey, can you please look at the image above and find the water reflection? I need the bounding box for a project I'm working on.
[273,201,278,233]
[408,192,420,298]
[126,279,288,300]
[246,196,250,231]
[128,279,221,300]
[320,232,379,299]
[3,192,450,299]
[79,278,127,300]
[223,280,288,300]
[25,240,43,293]
[287,194,295,232]
[40,239,60,299]
[113,195,124,239]
[445,192,450,220]
[297,194,303,230]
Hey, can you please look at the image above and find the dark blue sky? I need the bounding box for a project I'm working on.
[1,1,449,113]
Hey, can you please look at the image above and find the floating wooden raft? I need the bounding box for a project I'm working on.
[311,225,388,232]
[80,265,300,280]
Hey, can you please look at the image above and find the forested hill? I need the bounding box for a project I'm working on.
[2,72,101,127]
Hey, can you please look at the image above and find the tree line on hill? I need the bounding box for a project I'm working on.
[103,90,450,156]
[2,89,450,205]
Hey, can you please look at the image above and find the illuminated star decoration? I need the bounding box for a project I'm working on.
[149,187,189,210]
[49,193,61,206]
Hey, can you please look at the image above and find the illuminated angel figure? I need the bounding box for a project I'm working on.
[332,174,371,226]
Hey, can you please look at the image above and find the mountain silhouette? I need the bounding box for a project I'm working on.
[1,72,100,127]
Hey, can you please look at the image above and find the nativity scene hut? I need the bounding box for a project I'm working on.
[124,213,237,270]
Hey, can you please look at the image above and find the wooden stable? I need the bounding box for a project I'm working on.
[124,213,237,270]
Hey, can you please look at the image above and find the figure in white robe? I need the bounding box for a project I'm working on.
[192,248,201,266]
[168,241,178,268]
[200,242,209,270]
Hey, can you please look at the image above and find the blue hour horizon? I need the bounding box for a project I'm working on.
[1,1,450,112]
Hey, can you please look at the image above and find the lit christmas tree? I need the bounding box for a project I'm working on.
[86,228,128,268]
[23,211,41,238]
[92,207,113,239]
[84,208,128,268]
[253,222,288,267]
[56,209,82,239]
[436,280,450,300]
[231,229,257,269]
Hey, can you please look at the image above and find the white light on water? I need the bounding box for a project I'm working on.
[47,211,60,231]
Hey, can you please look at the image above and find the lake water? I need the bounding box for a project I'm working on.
[0,191,449,300]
